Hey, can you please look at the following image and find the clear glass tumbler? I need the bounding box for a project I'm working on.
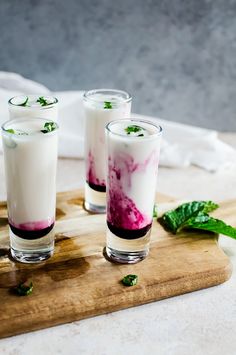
[83,89,132,213]
[1,117,59,263]
[8,95,58,121]
[105,119,162,264]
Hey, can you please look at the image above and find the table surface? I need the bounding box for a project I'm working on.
[1,132,236,355]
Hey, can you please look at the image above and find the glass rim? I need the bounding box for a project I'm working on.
[83,88,132,104]
[105,118,162,139]
[8,95,58,107]
[1,117,59,137]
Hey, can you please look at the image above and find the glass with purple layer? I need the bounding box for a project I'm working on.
[83,89,132,213]
[1,117,58,263]
[105,119,162,264]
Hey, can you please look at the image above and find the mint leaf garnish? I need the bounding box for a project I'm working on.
[17,97,29,107]
[159,200,236,240]
[181,212,236,239]
[161,201,218,234]
[104,101,112,109]
[125,125,143,135]
[37,96,53,107]
[122,274,138,286]
[6,129,15,134]
[14,281,33,296]
[41,121,57,133]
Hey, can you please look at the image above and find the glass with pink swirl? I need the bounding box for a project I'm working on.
[105,119,162,264]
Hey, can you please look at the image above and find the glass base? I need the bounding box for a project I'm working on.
[84,182,106,214]
[11,248,53,264]
[106,225,151,264]
[9,226,54,264]
[106,246,148,264]
[84,200,106,214]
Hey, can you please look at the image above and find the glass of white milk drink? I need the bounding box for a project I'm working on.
[105,119,162,264]
[1,117,58,263]
[8,95,58,121]
[83,89,132,213]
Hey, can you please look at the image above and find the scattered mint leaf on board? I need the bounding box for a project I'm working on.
[161,201,219,234]
[122,274,138,286]
[37,96,53,106]
[104,101,112,109]
[6,129,15,134]
[17,96,29,107]
[125,125,142,135]
[14,281,33,296]
[41,121,57,133]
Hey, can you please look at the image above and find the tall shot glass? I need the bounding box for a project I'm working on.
[8,95,58,121]
[1,118,59,263]
[105,119,162,264]
[83,89,132,213]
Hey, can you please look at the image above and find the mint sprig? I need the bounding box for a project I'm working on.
[104,101,112,109]
[159,200,236,239]
[37,96,53,107]
[125,125,143,135]
[41,121,57,133]
[6,129,15,134]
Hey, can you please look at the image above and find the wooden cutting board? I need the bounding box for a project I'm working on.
[0,189,233,339]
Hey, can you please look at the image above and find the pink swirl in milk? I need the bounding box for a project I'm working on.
[8,217,54,231]
[86,150,106,189]
[107,151,158,230]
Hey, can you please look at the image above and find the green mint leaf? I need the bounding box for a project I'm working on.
[160,201,219,234]
[153,205,158,218]
[104,101,112,109]
[17,97,29,107]
[122,274,138,286]
[14,281,33,296]
[125,125,143,135]
[37,96,53,107]
[183,212,236,239]
[41,121,57,133]
[6,129,15,134]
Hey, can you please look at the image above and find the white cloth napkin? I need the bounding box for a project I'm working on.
[0,71,235,172]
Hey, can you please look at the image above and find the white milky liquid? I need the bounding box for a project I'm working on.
[2,119,58,226]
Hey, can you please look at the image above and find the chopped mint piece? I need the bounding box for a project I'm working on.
[41,121,57,133]
[17,96,29,107]
[153,205,158,218]
[14,281,33,296]
[138,134,144,137]
[6,129,15,134]
[104,101,112,109]
[125,125,143,135]
[122,274,138,286]
[37,96,53,107]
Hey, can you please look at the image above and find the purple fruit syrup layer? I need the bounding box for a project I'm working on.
[9,222,54,240]
[86,150,106,192]
[107,152,158,230]
[107,221,152,240]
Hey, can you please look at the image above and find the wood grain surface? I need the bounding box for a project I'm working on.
[0,189,232,339]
